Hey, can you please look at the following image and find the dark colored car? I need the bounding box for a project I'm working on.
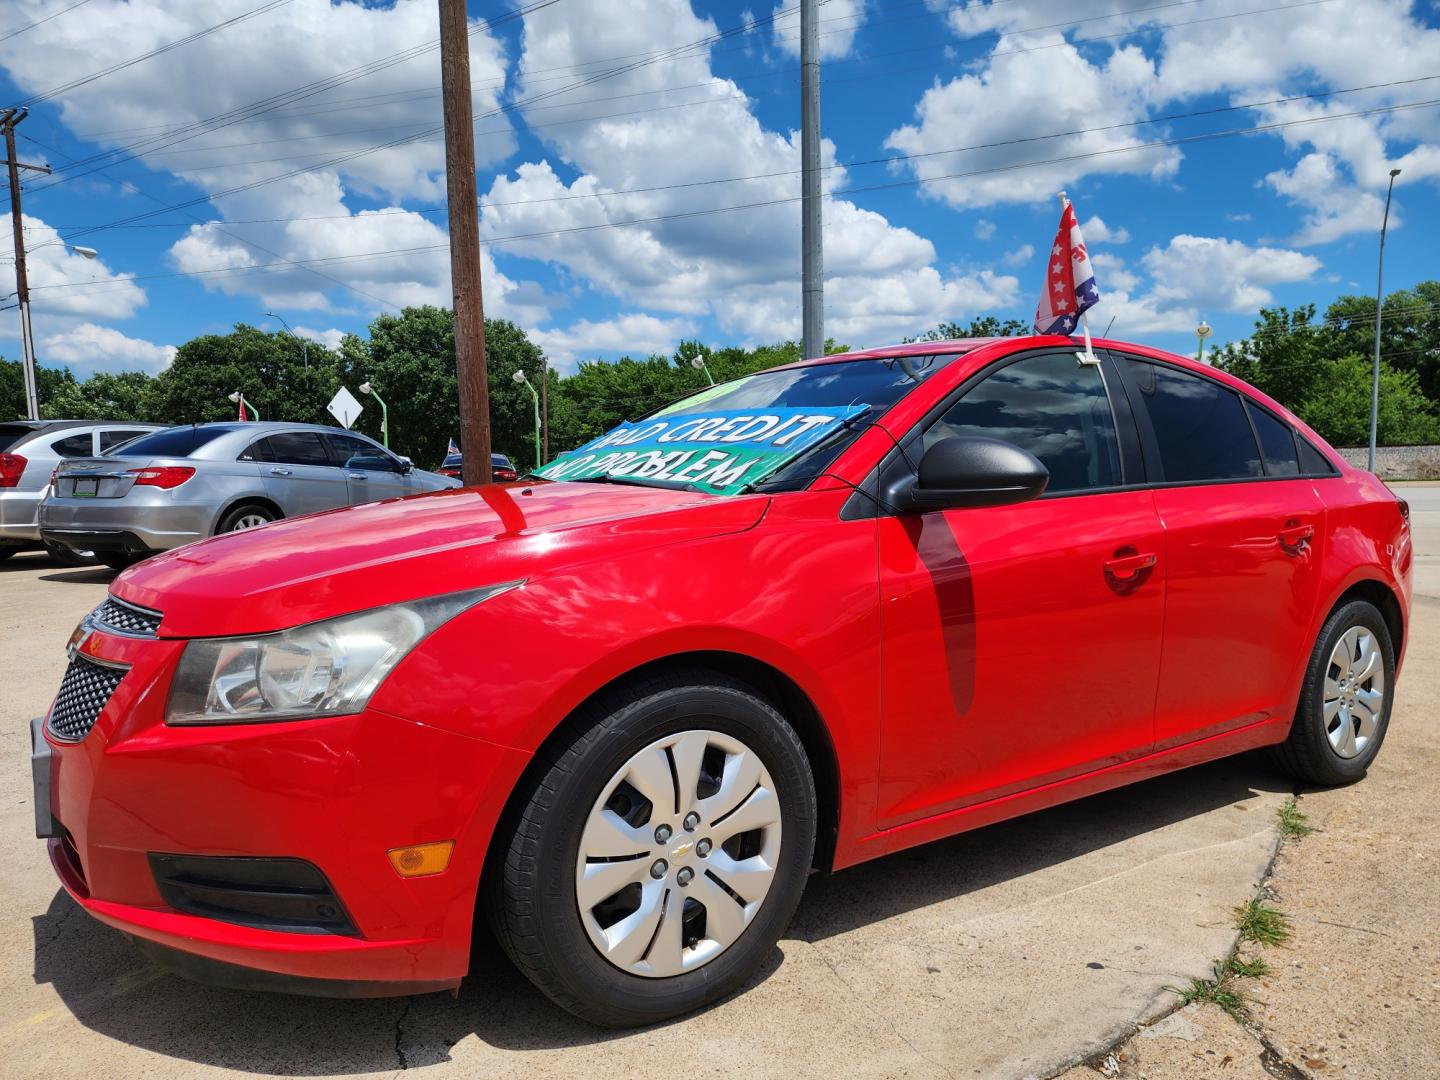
[437,452,518,481]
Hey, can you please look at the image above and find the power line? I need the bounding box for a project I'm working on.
[13,0,297,108]
[0,0,94,43]
[37,73,1440,234]
[22,96,1438,300]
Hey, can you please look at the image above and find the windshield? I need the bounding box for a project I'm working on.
[536,354,959,494]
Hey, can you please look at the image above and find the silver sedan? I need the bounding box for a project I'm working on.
[40,421,458,569]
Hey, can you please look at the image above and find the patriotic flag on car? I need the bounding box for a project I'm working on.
[447,437,460,455]
[1033,199,1100,336]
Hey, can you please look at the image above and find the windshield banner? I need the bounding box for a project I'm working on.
[535,405,868,494]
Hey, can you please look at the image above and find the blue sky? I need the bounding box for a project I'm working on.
[1,0,1436,377]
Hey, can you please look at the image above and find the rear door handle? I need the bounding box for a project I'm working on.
[1279,521,1314,548]
[1104,552,1157,580]
[269,468,293,476]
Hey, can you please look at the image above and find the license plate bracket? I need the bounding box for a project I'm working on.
[73,478,98,497]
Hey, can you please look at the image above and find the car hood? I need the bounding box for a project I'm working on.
[113,481,770,637]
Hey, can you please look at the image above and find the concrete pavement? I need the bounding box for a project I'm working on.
[2,485,1429,1080]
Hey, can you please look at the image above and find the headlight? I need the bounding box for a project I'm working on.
[165,582,521,725]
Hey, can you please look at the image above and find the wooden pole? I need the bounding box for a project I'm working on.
[439,0,491,485]
[3,109,42,421]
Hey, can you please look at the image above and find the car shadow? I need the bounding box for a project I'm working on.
[31,753,1291,1073]
[38,568,117,585]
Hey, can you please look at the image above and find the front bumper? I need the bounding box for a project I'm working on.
[39,498,209,553]
[36,624,531,993]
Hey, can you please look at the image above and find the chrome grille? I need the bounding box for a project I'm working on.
[46,656,127,743]
[92,596,162,638]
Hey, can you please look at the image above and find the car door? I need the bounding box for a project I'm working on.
[323,433,412,506]
[1114,355,1328,749]
[250,431,350,516]
[876,350,1167,829]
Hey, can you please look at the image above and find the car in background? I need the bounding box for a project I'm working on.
[437,451,518,482]
[41,421,458,569]
[0,420,163,565]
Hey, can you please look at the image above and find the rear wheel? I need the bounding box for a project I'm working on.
[1274,599,1395,785]
[217,503,278,534]
[44,541,98,567]
[487,670,816,1027]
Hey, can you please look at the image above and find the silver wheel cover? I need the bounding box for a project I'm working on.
[574,729,783,978]
[1323,625,1385,759]
[230,513,270,531]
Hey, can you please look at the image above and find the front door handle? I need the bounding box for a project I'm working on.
[269,468,293,476]
[1279,521,1314,549]
[1104,552,1157,580]
[347,472,365,480]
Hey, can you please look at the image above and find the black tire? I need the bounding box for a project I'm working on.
[486,669,817,1027]
[0,546,16,561]
[44,540,98,568]
[97,551,142,571]
[1273,599,1395,786]
[216,503,278,534]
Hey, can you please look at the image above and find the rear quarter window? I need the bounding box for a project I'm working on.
[110,426,232,458]
[50,432,94,457]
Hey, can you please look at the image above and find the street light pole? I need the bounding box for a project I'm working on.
[689,354,715,385]
[513,369,541,471]
[359,381,389,447]
[265,312,308,372]
[3,107,53,422]
[799,0,824,361]
[1368,168,1401,473]
[1195,320,1212,364]
[227,391,260,421]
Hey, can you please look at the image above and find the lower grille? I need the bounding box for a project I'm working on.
[149,854,358,936]
[46,656,127,743]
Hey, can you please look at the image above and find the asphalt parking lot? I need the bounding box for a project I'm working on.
[1,485,1433,1080]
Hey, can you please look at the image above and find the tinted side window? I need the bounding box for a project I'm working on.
[1126,361,1262,482]
[327,433,398,471]
[255,432,330,467]
[924,353,1123,494]
[51,433,94,457]
[1297,435,1335,475]
[98,429,152,452]
[1244,401,1299,476]
[113,426,231,458]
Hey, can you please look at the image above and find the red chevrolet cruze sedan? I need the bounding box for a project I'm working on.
[32,335,1410,1026]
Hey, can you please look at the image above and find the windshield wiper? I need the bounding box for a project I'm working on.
[566,474,708,493]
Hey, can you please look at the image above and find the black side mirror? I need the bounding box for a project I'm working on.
[898,436,1049,511]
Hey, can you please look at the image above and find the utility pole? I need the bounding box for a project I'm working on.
[799,0,824,361]
[1368,167,1401,473]
[3,108,52,422]
[438,0,492,485]
[540,355,548,462]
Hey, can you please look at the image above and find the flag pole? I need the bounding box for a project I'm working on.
[1058,191,1099,365]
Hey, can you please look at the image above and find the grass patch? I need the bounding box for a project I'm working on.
[1235,899,1292,947]
[1226,955,1271,979]
[1170,961,1250,1020]
[1277,797,1314,838]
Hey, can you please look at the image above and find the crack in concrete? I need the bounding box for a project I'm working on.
[36,900,78,950]
[393,996,413,1071]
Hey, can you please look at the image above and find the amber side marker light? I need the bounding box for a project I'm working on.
[387,840,455,878]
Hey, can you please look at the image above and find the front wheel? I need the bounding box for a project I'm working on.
[1274,599,1395,785]
[487,671,816,1026]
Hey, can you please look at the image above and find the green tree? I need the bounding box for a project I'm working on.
[0,357,77,421]
[146,324,340,427]
[1321,282,1440,401]
[1212,303,1336,411]
[1297,355,1440,447]
[338,306,547,469]
[907,316,1029,343]
[43,370,155,421]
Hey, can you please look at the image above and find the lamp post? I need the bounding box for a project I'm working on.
[1195,320,1212,364]
[1368,168,1401,473]
[358,381,388,447]
[227,390,259,421]
[265,311,308,373]
[513,369,541,470]
[690,353,715,385]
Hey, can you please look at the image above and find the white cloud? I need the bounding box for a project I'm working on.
[973,219,997,240]
[1001,243,1035,268]
[884,34,1177,209]
[0,214,148,325]
[772,0,869,60]
[530,314,698,372]
[481,0,1012,348]
[39,323,175,373]
[294,326,345,350]
[1082,216,1129,244]
[1142,235,1321,313]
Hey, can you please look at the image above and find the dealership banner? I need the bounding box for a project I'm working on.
[535,405,869,494]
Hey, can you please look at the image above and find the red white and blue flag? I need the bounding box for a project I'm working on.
[1033,200,1100,336]
[447,437,460,455]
